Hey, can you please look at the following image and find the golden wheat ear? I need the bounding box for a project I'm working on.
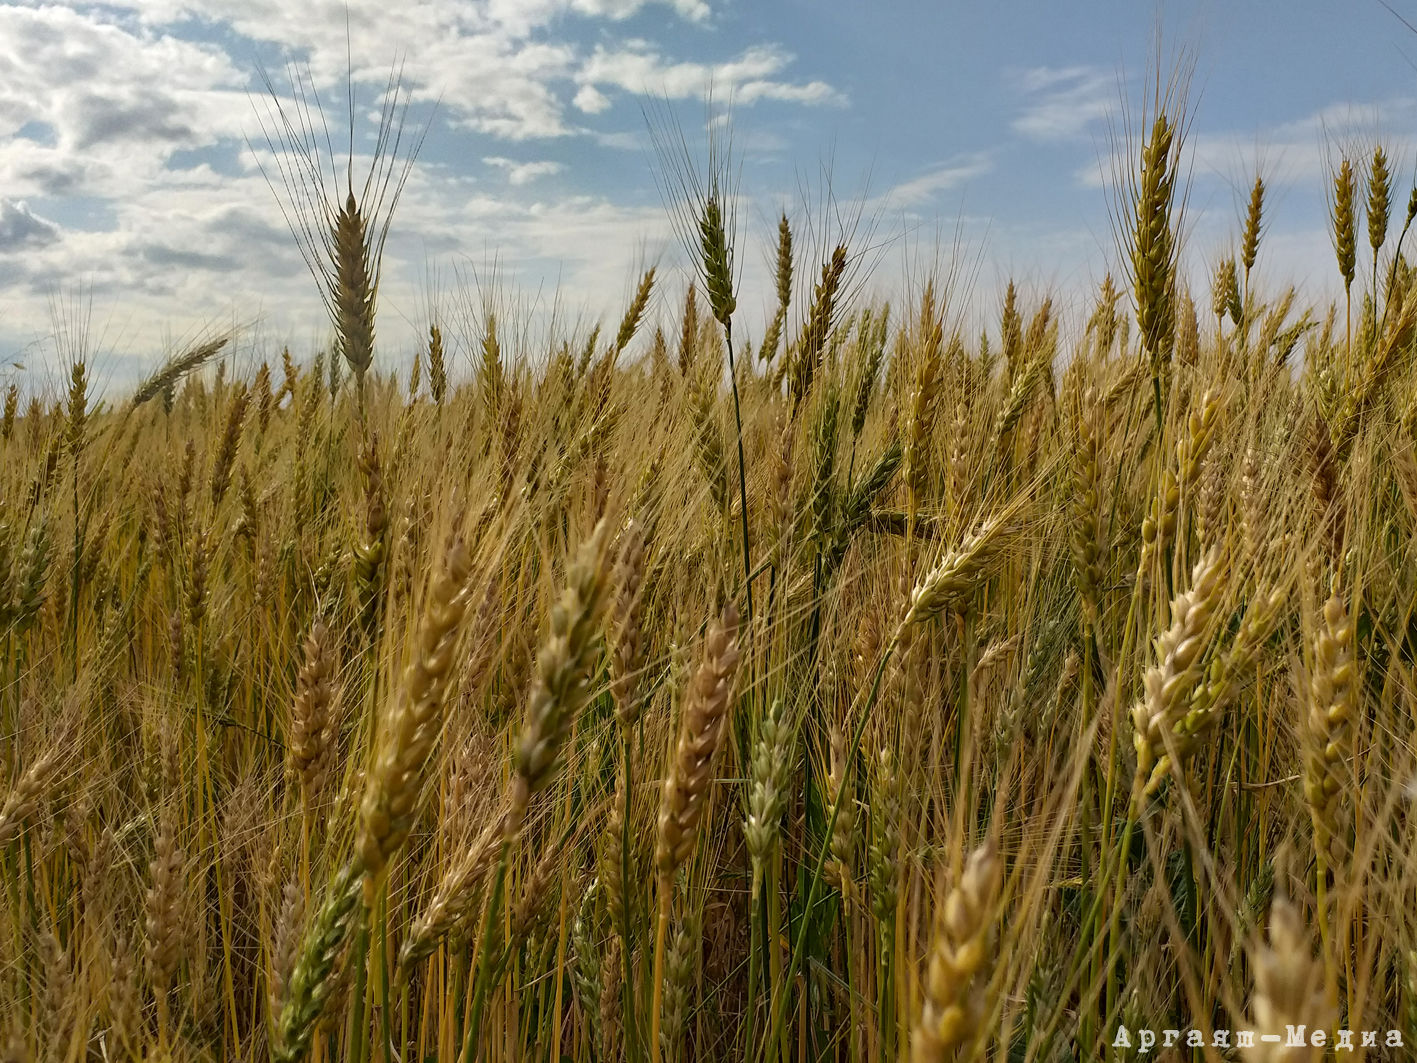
[911,841,1003,1063]
[1241,895,1333,1063]
[357,536,475,899]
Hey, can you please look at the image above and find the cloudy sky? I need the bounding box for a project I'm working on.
[2,0,1416,391]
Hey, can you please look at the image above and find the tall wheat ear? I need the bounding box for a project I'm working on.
[253,63,425,400]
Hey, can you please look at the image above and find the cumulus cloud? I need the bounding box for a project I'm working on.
[0,0,842,372]
[0,199,60,251]
[573,84,613,115]
[0,6,248,152]
[49,0,821,141]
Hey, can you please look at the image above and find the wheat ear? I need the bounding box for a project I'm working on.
[1131,543,1228,797]
[270,862,364,1063]
[652,602,741,1063]
[911,841,1003,1062]
[357,536,474,899]
[287,618,337,821]
[1241,896,1333,1062]
[512,520,610,832]
[1303,590,1356,871]
[656,602,742,882]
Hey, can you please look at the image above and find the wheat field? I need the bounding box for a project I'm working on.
[3,80,1417,1063]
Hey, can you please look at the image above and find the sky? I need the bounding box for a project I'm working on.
[2,0,1417,393]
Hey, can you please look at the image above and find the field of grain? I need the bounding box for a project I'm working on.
[3,84,1417,1063]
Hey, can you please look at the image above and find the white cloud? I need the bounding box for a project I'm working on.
[574,83,613,114]
[0,5,248,165]
[1188,99,1417,188]
[570,0,709,20]
[23,1,803,143]
[873,154,994,212]
[0,0,843,377]
[578,42,844,109]
[1010,64,1115,141]
[483,157,565,185]
[1074,97,1417,191]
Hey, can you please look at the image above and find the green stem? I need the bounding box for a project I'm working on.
[876,921,895,1063]
[379,890,393,1063]
[843,891,859,1063]
[763,643,895,1056]
[348,920,372,1063]
[461,841,511,1063]
[620,736,641,1062]
[1151,369,1164,440]
[745,871,763,1062]
[1316,854,1337,1004]
[723,319,756,625]
[650,882,670,1063]
[767,858,784,1063]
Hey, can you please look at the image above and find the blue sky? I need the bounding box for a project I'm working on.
[2,0,1416,391]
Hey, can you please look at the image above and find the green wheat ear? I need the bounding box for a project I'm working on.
[700,195,736,327]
